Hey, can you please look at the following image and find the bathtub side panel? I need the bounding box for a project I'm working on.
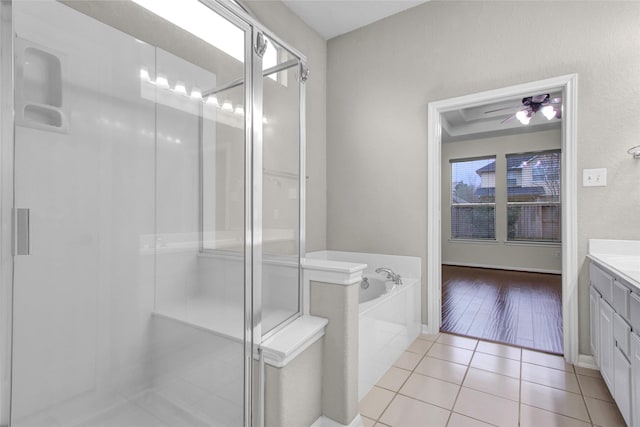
[358,281,421,399]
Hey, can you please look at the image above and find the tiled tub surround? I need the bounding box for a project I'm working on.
[305,251,422,400]
[587,239,640,427]
[360,333,626,427]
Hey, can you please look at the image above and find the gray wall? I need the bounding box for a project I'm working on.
[248,0,328,252]
[442,129,562,273]
[327,1,640,355]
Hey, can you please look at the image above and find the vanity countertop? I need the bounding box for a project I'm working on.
[588,239,640,289]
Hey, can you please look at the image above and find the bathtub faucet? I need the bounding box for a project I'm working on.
[375,268,402,285]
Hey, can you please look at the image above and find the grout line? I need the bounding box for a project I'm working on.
[373,337,438,423]
[518,352,523,426]
[447,341,473,425]
[574,370,595,426]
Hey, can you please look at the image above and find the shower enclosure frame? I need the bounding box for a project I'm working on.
[0,0,308,425]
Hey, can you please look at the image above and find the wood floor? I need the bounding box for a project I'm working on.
[441,265,563,354]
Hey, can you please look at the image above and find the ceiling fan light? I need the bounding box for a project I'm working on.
[516,110,531,125]
[541,105,556,120]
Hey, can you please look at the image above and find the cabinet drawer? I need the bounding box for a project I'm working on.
[631,292,640,332]
[614,312,631,358]
[591,263,614,303]
[613,280,630,320]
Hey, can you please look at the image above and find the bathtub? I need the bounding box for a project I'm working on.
[305,251,421,399]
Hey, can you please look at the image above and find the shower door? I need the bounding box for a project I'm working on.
[7,1,254,426]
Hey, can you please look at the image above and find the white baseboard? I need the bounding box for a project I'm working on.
[422,324,439,335]
[576,354,598,370]
[311,415,363,427]
[442,262,561,275]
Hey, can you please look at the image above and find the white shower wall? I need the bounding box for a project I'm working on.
[11,2,244,425]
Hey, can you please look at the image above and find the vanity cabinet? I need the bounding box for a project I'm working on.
[590,261,639,427]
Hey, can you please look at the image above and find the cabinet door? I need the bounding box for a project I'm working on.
[600,298,615,392]
[631,333,640,427]
[590,286,601,366]
[614,346,631,426]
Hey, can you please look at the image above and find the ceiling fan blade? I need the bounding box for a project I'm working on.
[548,97,562,104]
[484,105,518,114]
[501,113,517,124]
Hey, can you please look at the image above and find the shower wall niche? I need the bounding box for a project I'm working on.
[2,1,306,426]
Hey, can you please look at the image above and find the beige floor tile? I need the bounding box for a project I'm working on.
[436,334,478,350]
[574,365,602,379]
[522,349,573,372]
[520,404,591,427]
[462,367,519,401]
[419,332,440,342]
[415,356,468,385]
[520,381,589,422]
[359,386,395,420]
[576,374,613,402]
[393,351,423,371]
[521,362,580,393]
[376,366,411,392]
[447,413,496,427]
[427,343,474,365]
[379,394,450,427]
[469,352,520,378]
[374,423,391,427]
[406,338,434,355]
[362,416,376,427]
[453,387,519,427]
[475,341,521,361]
[399,372,460,410]
[584,396,626,427]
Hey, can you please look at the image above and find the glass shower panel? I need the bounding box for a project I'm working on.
[261,38,301,335]
[10,1,248,426]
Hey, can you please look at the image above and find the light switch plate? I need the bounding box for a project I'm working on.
[583,168,607,187]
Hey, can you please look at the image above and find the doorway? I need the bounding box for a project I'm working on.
[426,75,579,363]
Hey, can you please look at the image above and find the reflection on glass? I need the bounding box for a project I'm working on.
[261,37,300,335]
[506,151,561,242]
[10,1,246,426]
[450,157,496,240]
[132,0,245,62]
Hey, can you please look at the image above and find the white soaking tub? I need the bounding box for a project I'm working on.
[305,251,422,399]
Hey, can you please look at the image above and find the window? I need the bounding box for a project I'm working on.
[506,151,561,243]
[450,157,496,240]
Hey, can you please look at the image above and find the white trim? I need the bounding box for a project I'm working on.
[261,315,327,368]
[442,262,561,275]
[422,323,438,335]
[576,354,598,370]
[427,74,580,364]
[311,414,363,427]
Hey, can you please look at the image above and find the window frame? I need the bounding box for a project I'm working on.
[449,156,497,241]
[505,149,561,244]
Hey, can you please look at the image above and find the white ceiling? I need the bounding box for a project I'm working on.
[281,0,429,40]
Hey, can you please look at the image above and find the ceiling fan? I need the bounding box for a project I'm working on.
[485,94,562,125]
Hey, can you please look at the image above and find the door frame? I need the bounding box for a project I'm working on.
[426,74,579,363]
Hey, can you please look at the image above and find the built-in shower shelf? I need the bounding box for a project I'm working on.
[153,298,295,343]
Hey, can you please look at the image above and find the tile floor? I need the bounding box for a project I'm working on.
[359,333,626,427]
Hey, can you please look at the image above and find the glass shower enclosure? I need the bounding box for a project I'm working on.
[0,0,306,426]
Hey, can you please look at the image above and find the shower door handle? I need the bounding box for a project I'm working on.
[14,208,30,255]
